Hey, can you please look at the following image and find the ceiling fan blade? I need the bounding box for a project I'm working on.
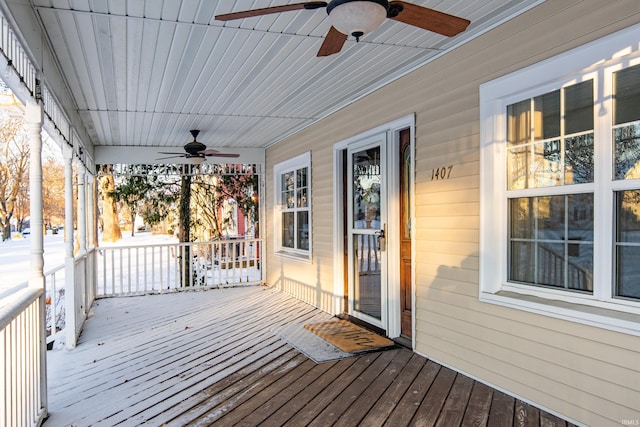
[317,26,348,57]
[201,149,241,158]
[157,152,186,155]
[216,2,327,21]
[156,155,185,160]
[204,152,240,158]
[389,1,470,37]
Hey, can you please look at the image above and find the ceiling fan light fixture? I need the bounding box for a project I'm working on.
[190,156,205,165]
[327,0,388,41]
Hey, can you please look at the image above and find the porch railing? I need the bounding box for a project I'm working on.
[44,264,65,347]
[97,238,262,297]
[0,287,47,427]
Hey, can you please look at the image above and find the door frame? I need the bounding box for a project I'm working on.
[332,114,415,342]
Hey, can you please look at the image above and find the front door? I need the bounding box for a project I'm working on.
[347,134,387,328]
[399,128,412,338]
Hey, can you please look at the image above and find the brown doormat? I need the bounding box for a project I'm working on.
[304,320,395,353]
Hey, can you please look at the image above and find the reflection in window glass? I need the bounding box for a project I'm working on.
[534,90,560,140]
[565,80,594,134]
[282,212,294,249]
[297,211,309,250]
[532,140,561,187]
[565,134,594,184]
[614,124,640,180]
[614,65,640,180]
[509,195,593,292]
[507,81,594,189]
[281,172,294,207]
[615,191,640,299]
[507,147,530,190]
[507,100,531,146]
[402,145,411,239]
[352,147,381,230]
[614,64,640,125]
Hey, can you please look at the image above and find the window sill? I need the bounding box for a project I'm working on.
[274,250,312,263]
[480,291,640,337]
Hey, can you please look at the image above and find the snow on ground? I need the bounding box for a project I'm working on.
[0,231,178,299]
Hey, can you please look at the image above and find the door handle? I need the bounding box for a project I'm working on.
[375,225,386,251]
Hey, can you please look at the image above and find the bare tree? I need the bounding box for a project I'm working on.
[42,159,65,229]
[0,114,29,240]
[98,165,122,242]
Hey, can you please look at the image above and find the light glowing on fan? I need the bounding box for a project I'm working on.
[327,0,387,40]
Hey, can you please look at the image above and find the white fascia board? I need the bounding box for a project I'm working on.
[94,146,265,165]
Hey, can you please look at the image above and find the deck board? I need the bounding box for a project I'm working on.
[45,286,572,426]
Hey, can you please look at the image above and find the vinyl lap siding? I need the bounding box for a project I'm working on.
[413,1,640,425]
[265,1,640,425]
[266,142,337,312]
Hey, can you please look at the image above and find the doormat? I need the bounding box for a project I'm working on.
[304,320,395,354]
[275,322,354,364]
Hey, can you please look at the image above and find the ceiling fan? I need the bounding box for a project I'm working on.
[215,0,471,57]
[157,130,240,163]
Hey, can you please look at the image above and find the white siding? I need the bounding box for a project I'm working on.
[265,0,640,425]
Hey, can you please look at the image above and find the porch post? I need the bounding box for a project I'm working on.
[86,172,97,302]
[25,98,48,413]
[26,99,44,288]
[77,165,90,313]
[63,143,77,348]
[78,165,87,254]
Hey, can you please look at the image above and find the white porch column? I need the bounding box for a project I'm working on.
[63,143,77,348]
[25,97,48,414]
[86,172,96,302]
[78,165,87,254]
[77,165,90,315]
[26,100,44,288]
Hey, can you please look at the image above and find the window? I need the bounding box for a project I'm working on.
[480,25,640,334]
[274,152,311,259]
[506,81,595,293]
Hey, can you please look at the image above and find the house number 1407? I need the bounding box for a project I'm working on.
[431,165,453,180]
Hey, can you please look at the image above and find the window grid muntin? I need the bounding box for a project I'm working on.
[280,166,309,252]
[508,195,594,292]
[274,152,311,259]
[612,64,640,300]
[507,82,594,190]
[507,80,596,294]
[480,26,640,329]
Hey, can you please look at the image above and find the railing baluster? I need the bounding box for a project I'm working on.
[152,246,156,293]
[118,249,123,295]
[110,250,115,296]
[159,245,163,290]
[167,245,172,289]
[127,247,131,294]
[144,247,148,292]
[135,247,139,294]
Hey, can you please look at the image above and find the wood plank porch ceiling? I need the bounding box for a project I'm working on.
[46,286,575,426]
[29,0,542,152]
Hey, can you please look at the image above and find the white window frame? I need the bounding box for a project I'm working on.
[480,24,640,336]
[273,151,312,261]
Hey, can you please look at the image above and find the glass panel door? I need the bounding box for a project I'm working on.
[348,136,387,327]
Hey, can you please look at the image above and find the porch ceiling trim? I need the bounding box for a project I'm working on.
[94,146,265,166]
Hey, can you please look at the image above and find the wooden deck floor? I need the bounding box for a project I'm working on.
[45,286,575,426]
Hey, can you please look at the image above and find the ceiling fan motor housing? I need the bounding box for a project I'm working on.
[184,141,207,155]
[183,129,206,154]
[327,0,389,40]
